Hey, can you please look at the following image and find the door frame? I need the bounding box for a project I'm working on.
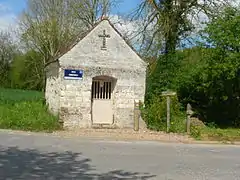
[91,75,117,125]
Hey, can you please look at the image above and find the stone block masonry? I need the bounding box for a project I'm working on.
[45,19,147,129]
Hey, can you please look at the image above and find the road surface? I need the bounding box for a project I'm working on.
[0,130,240,180]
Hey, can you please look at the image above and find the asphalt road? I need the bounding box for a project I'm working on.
[0,131,240,180]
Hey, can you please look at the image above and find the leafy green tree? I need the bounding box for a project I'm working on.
[18,0,117,93]
[0,31,18,88]
[10,50,44,91]
[145,52,184,103]
[203,6,240,52]
[176,6,240,127]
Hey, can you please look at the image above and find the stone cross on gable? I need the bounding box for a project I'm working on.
[98,30,110,50]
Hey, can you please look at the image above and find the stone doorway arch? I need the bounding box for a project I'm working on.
[91,75,117,125]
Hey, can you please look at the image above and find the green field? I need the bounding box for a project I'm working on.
[0,88,61,132]
[0,88,44,103]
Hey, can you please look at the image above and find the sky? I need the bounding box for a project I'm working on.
[0,0,26,30]
[0,0,141,31]
[2,0,238,48]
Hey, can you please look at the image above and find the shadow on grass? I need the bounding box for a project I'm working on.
[0,146,156,179]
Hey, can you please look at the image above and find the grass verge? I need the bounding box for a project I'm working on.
[191,126,240,142]
[0,88,61,132]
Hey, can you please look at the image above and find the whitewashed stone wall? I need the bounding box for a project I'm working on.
[45,62,60,116]
[45,19,147,129]
[57,65,146,129]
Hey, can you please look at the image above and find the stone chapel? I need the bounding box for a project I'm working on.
[45,18,147,129]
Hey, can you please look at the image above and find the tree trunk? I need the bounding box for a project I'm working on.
[164,18,178,54]
[163,0,178,54]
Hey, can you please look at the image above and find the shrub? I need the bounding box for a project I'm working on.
[190,125,203,140]
[141,94,186,133]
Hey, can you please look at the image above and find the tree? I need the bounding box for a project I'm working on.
[71,0,120,29]
[0,31,18,87]
[19,0,82,69]
[18,0,117,91]
[10,50,44,91]
[176,6,240,127]
[202,6,240,52]
[133,0,232,55]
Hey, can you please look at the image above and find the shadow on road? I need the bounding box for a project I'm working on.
[0,146,156,179]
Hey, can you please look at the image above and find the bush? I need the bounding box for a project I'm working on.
[9,50,44,91]
[176,50,240,127]
[145,53,184,103]
[141,94,186,133]
[190,125,203,140]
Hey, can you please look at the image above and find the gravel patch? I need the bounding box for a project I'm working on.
[0,128,193,143]
[52,128,193,143]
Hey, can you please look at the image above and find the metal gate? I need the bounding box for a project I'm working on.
[91,79,113,124]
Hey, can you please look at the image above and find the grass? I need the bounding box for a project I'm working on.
[191,125,240,142]
[142,96,240,142]
[0,88,44,103]
[0,88,61,132]
[1,88,239,141]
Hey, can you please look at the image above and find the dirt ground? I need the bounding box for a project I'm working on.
[52,128,194,143]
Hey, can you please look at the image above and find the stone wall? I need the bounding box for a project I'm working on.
[58,66,92,128]
[48,19,148,129]
[58,65,146,129]
[45,62,60,116]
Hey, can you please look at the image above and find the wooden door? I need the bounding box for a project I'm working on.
[91,80,113,124]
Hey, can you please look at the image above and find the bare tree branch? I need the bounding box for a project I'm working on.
[131,0,233,55]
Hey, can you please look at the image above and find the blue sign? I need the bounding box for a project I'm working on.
[64,69,83,80]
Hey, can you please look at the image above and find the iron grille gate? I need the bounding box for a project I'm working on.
[92,80,112,100]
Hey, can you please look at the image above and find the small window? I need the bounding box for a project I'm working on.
[92,80,112,100]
